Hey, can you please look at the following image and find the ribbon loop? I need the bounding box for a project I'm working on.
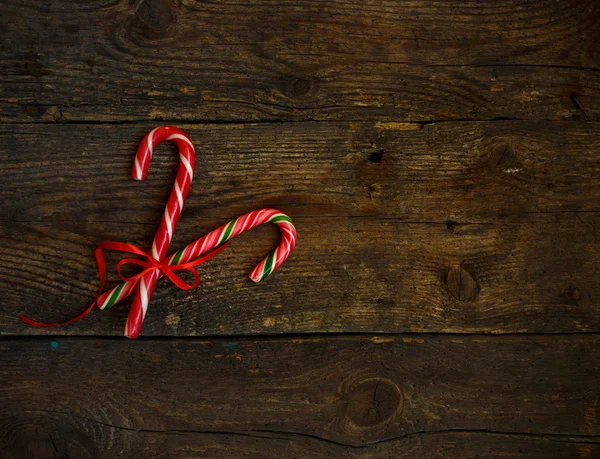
[117,257,157,283]
[161,266,200,291]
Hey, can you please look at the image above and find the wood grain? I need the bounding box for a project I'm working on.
[2,121,600,224]
[1,335,598,457]
[2,1,599,457]
[1,0,599,122]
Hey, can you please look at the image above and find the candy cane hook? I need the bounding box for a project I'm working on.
[170,208,297,282]
[126,126,196,339]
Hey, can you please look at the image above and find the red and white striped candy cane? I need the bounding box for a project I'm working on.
[97,208,296,312]
[125,126,195,339]
[169,208,296,282]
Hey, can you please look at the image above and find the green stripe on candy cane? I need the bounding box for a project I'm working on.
[269,215,293,224]
[170,247,185,265]
[102,282,126,310]
[259,250,277,280]
[219,218,237,245]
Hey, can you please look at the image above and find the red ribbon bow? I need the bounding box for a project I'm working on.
[21,240,228,327]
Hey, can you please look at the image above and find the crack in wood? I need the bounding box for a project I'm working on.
[32,410,600,448]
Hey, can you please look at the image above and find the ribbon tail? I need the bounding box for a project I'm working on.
[177,241,230,269]
[20,241,115,327]
[20,300,96,328]
[158,242,230,290]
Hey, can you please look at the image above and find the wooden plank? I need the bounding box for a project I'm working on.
[2,121,600,224]
[1,335,598,457]
[2,122,600,336]
[1,0,599,122]
[3,212,600,336]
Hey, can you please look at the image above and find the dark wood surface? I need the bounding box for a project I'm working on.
[1,0,599,457]
[2,336,599,458]
[2,0,600,123]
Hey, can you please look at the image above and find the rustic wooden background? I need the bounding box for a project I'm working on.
[1,0,600,457]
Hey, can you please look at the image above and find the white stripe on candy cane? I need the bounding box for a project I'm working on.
[174,180,184,210]
[148,127,159,156]
[165,207,173,238]
[167,133,195,150]
[134,157,143,180]
[179,154,194,180]
[139,277,149,318]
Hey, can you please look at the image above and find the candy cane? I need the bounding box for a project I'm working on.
[97,208,296,310]
[171,208,296,282]
[125,126,195,339]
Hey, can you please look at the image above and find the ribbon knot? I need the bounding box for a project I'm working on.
[97,241,229,293]
[116,251,199,291]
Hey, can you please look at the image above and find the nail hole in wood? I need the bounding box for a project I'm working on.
[367,150,384,163]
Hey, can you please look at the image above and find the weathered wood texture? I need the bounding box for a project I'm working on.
[1,335,599,458]
[1,0,599,122]
[2,1,599,457]
[2,122,600,336]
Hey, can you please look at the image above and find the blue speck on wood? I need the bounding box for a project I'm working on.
[224,341,238,351]
[50,341,59,349]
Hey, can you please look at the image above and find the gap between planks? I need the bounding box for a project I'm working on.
[3,332,600,341]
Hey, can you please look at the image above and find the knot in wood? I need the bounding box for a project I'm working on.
[564,285,581,305]
[343,378,402,427]
[488,143,516,171]
[287,76,318,99]
[135,0,176,31]
[446,266,479,301]
[292,78,311,96]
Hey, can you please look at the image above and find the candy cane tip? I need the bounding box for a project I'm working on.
[249,273,262,283]
[124,328,139,339]
[124,319,140,339]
